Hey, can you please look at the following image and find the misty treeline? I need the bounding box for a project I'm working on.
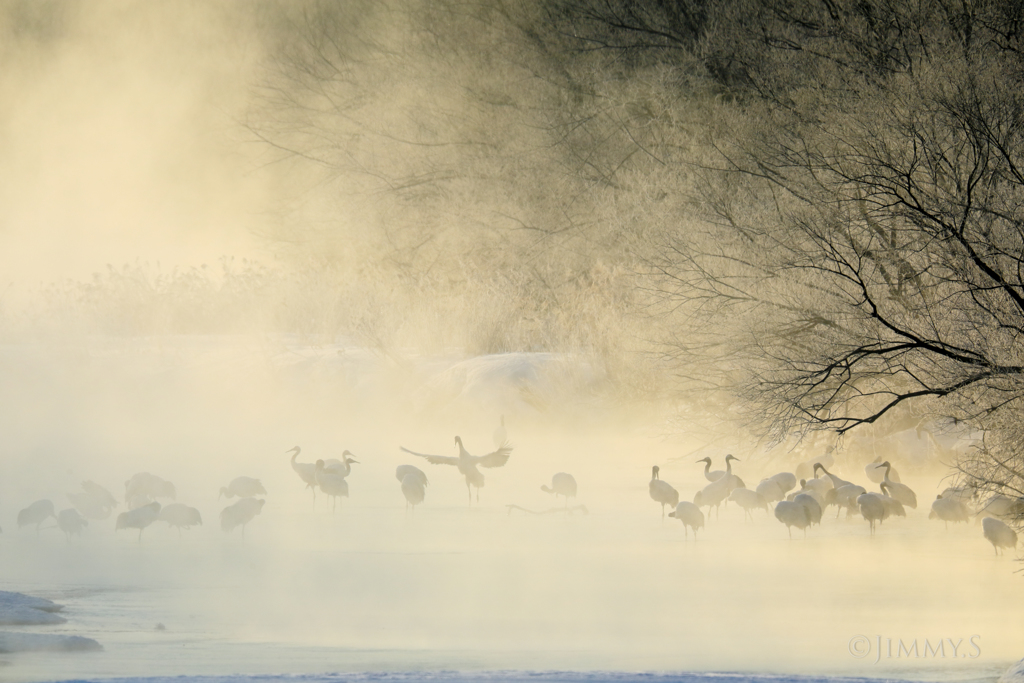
[8,1,1024,507]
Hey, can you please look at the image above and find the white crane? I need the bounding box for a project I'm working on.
[668,501,705,539]
[220,477,267,499]
[774,500,811,538]
[315,460,350,512]
[125,473,176,509]
[728,487,769,520]
[982,516,1018,555]
[786,481,826,508]
[813,462,851,490]
[115,502,161,541]
[400,471,426,511]
[287,446,318,501]
[694,475,731,519]
[974,494,1024,523]
[67,481,117,520]
[756,472,795,505]
[857,493,885,534]
[865,456,901,483]
[648,466,679,518]
[400,437,512,505]
[793,492,823,526]
[56,509,88,540]
[874,461,916,508]
[696,456,725,482]
[929,495,969,529]
[877,484,908,518]
[220,498,265,537]
[832,484,866,518]
[17,500,56,533]
[541,473,578,506]
[396,465,428,487]
[322,451,358,477]
[159,503,203,535]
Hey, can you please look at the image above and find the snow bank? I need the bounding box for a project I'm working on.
[0,630,101,653]
[0,590,66,625]
[1000,659,1024,683]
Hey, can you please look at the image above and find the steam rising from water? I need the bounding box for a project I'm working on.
[0,4,1021,683]
[0,337,1022,682]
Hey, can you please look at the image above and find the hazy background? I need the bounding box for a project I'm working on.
[0,2,1021,682]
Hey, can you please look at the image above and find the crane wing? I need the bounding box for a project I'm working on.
[399,446,460,467]
[472,446,512,468]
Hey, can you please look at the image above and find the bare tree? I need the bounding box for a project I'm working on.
[539,0,1024,503]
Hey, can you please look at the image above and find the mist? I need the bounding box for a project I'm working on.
[0,3,1022,683]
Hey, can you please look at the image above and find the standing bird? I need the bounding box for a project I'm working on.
[322,451,358,477]
[728,487,769,520]
[396,464,428,488]
[774,500,811,538]
[493,415,508,449]
[974,494,1024,522]
[56,509,88,540]
[874,462,916,508]
[541,473,578,506]
[669,501,705,539]
[793,492,823,526]
[813,463,851,491]
[287,446,318,501]
[865,456,901,484]
[694,475,731,519]
[930,495,970,530]
[18,500,56,533]
[833,484,867,518]
[115,501,162,541]
[982,517,1018,555]
[697,456,727,482]
[220,498,265,537]
[400,472,426,511]
[648,466,679,518]
[159,503,203,535]
[857,493,885,534]
[315,460,352,512]
[400,437,512,505]
[220,477,267,499]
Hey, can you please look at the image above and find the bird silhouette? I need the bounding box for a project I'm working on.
[982,516,1018,555]
[159,503,203,535]
[220,498,265,537]
[648,465,679,518]
[220,477,267,499]
[874,462,916,508]
[541,473,577,506]
[668,501,704,539]
[400,437,511,505]
[56,509,88,541]
[115,501,161,541]
[774,500,811,538]
[287,446,318,501]
[18,500,56,533]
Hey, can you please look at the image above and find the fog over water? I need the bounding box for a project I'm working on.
[0,3,1022,683]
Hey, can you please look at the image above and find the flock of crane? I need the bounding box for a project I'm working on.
[650,452,1021,554]
[5,416,1022,556]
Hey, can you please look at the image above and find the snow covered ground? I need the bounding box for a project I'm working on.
[0,336,1020,683]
